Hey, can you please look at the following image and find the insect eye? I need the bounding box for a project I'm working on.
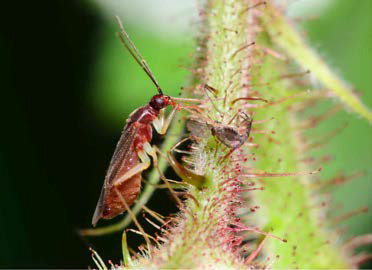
[155,97,164,106]
[150,95,167,110]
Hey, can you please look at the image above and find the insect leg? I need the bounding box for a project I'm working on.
[79,151,165,237]
[218,147,238,164]
[113,187,153,255]
[226,110,241,125]
[171,97,204,103]
[113,151,151,187]
[143,142,182,205]
[152,105,178,135]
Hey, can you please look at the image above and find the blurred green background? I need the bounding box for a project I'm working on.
[0,0,370,268]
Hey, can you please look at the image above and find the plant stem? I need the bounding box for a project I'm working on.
[116,0,372,268]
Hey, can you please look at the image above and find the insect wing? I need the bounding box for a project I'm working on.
[212,126,241,148]
[186,117,211,138]
[92,123,140,226]
[212,113,252,149]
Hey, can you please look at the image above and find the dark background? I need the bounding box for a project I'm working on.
[0,0,371,268]
[0,1,102,267]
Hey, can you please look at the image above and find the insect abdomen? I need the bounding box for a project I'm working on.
[101,173,141,219]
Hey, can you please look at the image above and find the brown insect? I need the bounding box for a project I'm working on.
[187,111,253,163]
[185,84,255,163]
[92,17,185,226]
[211,112,253,162]
[161,110,253,193]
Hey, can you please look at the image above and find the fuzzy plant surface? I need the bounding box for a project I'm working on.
[90,0,372,269]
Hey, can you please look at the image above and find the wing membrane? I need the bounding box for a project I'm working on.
[92,122,139,226]
[105,123,139,185]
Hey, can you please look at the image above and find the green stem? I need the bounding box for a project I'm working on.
[261,3,372,122]
[104,1,369,268]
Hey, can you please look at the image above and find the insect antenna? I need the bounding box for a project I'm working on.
[115,16,163,95]
[203,84,222,115]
